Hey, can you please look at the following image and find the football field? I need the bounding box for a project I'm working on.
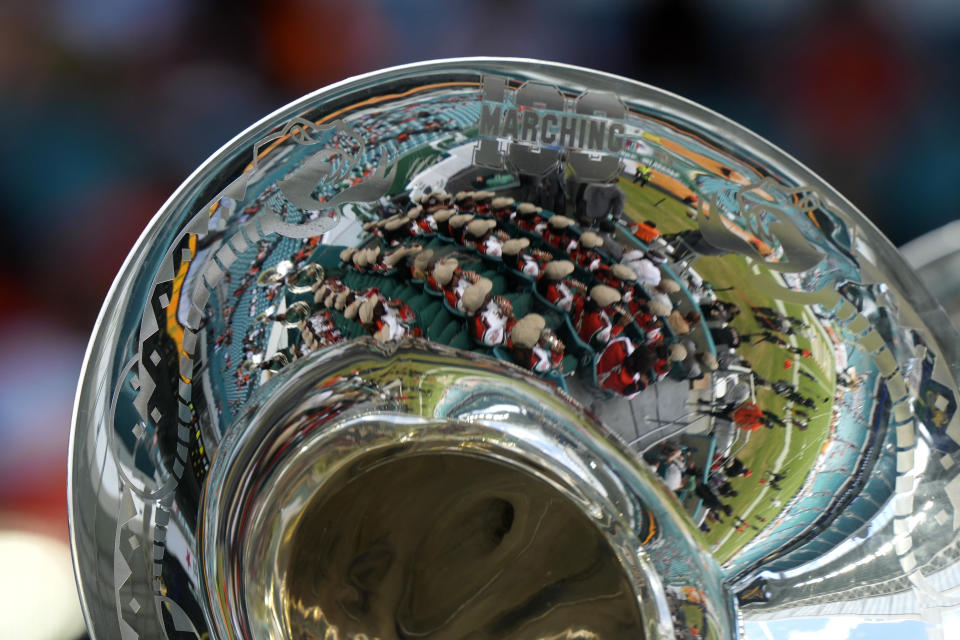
[619,178,837,564]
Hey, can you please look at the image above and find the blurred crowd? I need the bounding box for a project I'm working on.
[0,1,958,637]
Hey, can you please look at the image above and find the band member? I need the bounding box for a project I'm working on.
[472,190,495,215]
[433,259,479,309]
[577,284,629,349]
[508,313,565,374]
[319,285,341,309]
[362,246,384,273]
[351,248,370,271]
[313,283,332,307]
[454,191,476,212]
[361,219,382,241]
[343,295,364,321]
[313,277,347,307]
[333,289,355,312]
[421,190,450,212]
[515,202,547,232]
[433,208,456,237]
[542,215,577,252]
[537,260,583,312]
[407,205,434,234]
[652,343,687,382]
[490,196,515,221]
[411,248,435,281]
[501,237,541,277]
[299,308,343,351]
[382,245,421,273]
[596,335,642,398]
[359,294,405,342]
[381,214,412,246]
[461,278,510,346]
[570,231,604,271]
[598,263,638,295]
[448,213,475,244]
[427,257,457,294]
[340,247,358,269]
[475,220,509,256]
[632,299,669,344]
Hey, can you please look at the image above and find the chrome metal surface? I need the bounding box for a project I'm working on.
[70,58,960,639]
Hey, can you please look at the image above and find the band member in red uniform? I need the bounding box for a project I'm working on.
[433,208,455,237]
[507,314,565,374]
[490,196,515,221]
[350,248,369,272]
[651,343,687,382]
[508,313,541,354]
[362,219,382,241]
[359,294,411,342]
[542,215,577,252]
[454,191,476,212]
[472,190,495,215]
[537,260,583,312]
[340,247,358,269]
[501,237,541,278]
[634,299,670,345]
[381,214,412,246]
[299,308,343,352]
[576,284,630,349]
[434,259,479,309]
[461,278,510,346]
[343,295,364,322]
[333,289,354,312]
[537,327,566,373]
[411,248,435,281]
[419,190,450,213]
[514,202,546,232]
[427,257,457,294]
[450,266,481,312]
[597,263,638,295]
[318,287,337,310]
[380,213,413,247]
[362,246,385,273]
[382,245,421,274]
[570,231,604,271]
[313,277,347,307]
[465,219,505,256]
[313,283,332,307]
[407,205,434,234]
[448,213,475,244]
[596,335,643,398]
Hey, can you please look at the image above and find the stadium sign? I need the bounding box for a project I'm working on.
[475,75,628,182]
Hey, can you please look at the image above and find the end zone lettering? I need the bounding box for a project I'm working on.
[474,75,628,182]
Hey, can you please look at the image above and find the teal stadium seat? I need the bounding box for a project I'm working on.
[448,330,473,350]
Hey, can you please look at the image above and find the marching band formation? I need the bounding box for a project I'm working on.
[232,187,721,401]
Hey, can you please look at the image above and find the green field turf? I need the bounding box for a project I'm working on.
[619,179,838,564]
[619,177,699,235]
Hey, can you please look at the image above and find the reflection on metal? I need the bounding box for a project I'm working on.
[696,178,824,274]
[70,59,960,640]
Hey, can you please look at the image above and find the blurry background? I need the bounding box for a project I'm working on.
[0,0,958,638]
